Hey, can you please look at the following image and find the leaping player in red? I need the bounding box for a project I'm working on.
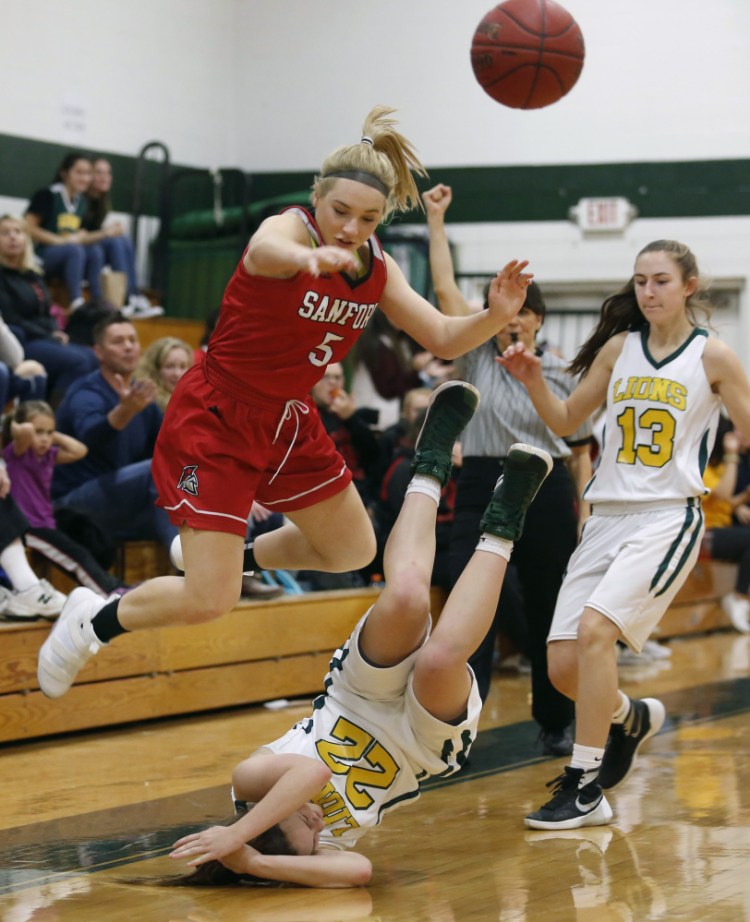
[38,105,533,699]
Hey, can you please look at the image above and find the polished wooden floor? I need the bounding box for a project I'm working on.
[2,629,750,921]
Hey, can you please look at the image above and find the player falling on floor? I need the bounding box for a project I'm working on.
[500,239,750,830]
[166,383,552,887]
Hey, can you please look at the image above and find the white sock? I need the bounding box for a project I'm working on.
[571,743,604,783]
[405,475,441,506]
[0,540,40,591]
[476,533,513,562]
[611,691,630,725]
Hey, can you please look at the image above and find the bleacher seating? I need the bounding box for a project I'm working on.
[0,548,739,744]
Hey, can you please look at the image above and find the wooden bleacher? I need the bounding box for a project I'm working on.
[0,546,739,745]
[654,559,737,638]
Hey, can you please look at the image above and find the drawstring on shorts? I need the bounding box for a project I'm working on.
[269,399,310,484]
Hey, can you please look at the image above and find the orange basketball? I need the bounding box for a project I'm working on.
[471,0,585,109]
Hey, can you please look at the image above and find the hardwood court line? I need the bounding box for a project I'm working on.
[2,672,750,895]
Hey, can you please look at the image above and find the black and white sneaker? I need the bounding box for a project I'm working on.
[525,766,613,830]
[598,697,666,790]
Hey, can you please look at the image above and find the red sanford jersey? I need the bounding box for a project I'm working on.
[205,206,387,404]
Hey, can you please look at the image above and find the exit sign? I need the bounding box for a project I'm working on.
[569,197,637,233]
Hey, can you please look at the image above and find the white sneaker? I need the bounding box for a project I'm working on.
[37,588,105,698]
[0,585,11,616]
[169,535,184,570]
[5,580,67,620]
[641,639,673,660]
[122,294,164,319]
[721,593,750,633]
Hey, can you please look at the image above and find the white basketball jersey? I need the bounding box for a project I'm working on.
[584,329,720,504]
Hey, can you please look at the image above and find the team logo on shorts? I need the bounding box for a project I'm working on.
[177,465,199,496]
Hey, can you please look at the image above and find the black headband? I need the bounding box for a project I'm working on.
[321,169,390,198]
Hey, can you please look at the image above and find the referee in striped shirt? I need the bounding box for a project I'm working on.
[424,184,593,756]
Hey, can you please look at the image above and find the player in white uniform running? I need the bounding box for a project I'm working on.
[500,239,750,830]
[168,381,553,887]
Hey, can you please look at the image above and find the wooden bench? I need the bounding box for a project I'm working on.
[654,559,737,638]
[0,553,738,745]
[0,585,448,745]
[29,540,173,596]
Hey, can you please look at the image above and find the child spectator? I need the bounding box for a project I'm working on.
[0,476,66,621]
[4,400,128,598]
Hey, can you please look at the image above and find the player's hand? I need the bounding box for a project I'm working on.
[496,339,543,387]
[301,246,358,278]
[422,183,453,218]
[486,260,533,329]
[170,825,245,866]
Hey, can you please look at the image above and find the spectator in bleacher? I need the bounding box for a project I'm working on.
[424,183,591,757]
[0,311,47,409]
[4,399,128,598]
[298,362,380,589]
[84,157,164,319]
[0,462,66,620]
[729,429,750,526]
[35,106,533,701]
[351,309,455,431]
[51,312,178,559]
[701,416,750,633]
[24,153,107,312]
[0,215,98,404]
[374,385,432,490]
[311,362,379,511]
[135,336,194,412]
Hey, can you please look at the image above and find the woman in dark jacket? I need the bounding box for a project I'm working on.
[0,215,97,404]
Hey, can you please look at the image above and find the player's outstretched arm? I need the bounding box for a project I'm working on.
[244,213,358,279]
[222,845,373,888]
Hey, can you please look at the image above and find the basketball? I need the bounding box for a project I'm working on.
[470,0,585,110]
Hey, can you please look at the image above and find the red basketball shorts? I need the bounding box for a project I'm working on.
[152,364,353,536]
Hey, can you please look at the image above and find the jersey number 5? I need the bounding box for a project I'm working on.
[616,406,676,467]
[309,332,345,367]
[316,717,399,810]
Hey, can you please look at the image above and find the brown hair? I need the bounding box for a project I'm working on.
[128,806,297,889]
[569,239,713,377]
[312,106,427,221]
